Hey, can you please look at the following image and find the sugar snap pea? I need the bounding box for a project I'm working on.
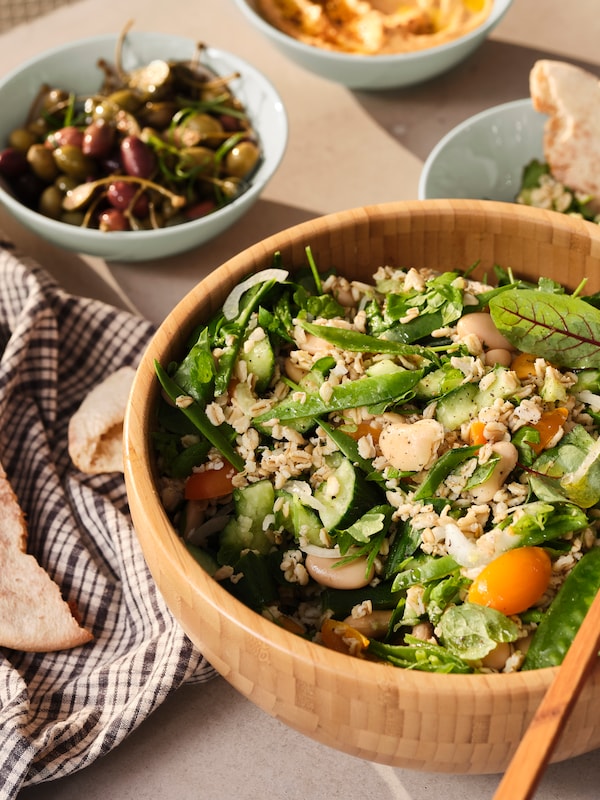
[522,547,600,670]
[254,369,424,424]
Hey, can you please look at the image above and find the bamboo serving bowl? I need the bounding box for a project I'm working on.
[123,199,600,774]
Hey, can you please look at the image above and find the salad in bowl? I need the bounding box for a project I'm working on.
[152,248,600,675]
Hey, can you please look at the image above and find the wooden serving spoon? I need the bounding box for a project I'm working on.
[492,585,600,800]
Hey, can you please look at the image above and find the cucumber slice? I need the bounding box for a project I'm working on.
[275,490,324,546]
[314,456,382,531]
[217,479,275,564]
[240,331,274,393]
[434,384,479,430]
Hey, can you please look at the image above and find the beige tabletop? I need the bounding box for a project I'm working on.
[4,0,599,797]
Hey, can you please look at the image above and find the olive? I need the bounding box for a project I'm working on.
[172,113,224,148]
[178,146,216,176]
[46,126,84,149]
[142,101,178,130]
[42,87,70,112]
[54,173,79,194]
[82,118,115,159]
[219,114,243,133]
[52,145,96,179]
[38,184,64,219]
[13,172,46,208]
[128,60,172,99]
[0,147,29,179]
[106,179,149,217]
[98,207,129,232]
[184,199,216,220]
[27,143,59,182]
[60,210,86,226]
[27,117,50,140]
[105,89,143,114]
[8,128,37,154]
[224,141,260,179]
[120,135,156,179]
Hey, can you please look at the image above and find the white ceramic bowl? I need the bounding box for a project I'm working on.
[0,32,287,262]
[419,98,544,201]
[232,0,513,90]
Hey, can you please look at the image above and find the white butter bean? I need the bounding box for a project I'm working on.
[456,312,515,352]
[484,348,514,367]
[305,553,374,589]
[379,418,445,472]
[469,440,519,503]
[480,641,512,671]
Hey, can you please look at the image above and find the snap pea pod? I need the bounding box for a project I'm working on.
[522,547,600,670]
[298,320,440,362]
[154,360,245,472]
[412,444,481,500]
[254,369,424,424]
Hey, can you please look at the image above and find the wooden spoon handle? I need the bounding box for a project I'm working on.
[493,586,600,800]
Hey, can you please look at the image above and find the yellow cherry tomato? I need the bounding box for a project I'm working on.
[467,546,552,616]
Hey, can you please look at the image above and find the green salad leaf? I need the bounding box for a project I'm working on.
[489,289,600,369]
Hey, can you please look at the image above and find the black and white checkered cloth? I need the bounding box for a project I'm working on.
[0,245,215,799]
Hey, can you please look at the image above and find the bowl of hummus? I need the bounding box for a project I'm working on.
[233,0,513,90]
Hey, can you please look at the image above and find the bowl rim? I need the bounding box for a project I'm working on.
[122,197,589,700]
[0,31,288,248]
[232,0,513,64]
[418,97,537,200]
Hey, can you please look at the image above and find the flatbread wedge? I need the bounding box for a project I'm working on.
[530,59,600,206]
[68,365,136,475]
[0,463,93,652]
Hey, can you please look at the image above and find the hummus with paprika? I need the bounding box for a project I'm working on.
[255,0,494,55]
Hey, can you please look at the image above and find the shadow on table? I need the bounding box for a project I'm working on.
[349,40,600,164]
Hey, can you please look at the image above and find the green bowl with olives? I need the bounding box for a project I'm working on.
[0,31,288,261]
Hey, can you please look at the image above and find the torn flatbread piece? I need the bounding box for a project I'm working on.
[530,59,600,205]
[0,463,93,652]
[68,365,136,474]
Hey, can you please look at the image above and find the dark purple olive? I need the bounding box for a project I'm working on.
[184,199,216,220]
[82,118,115,159]
[0,147,29,179]
[98,208,129,232]
[106,179,149,217]
[13,172,46,208]
[120,135,156,179]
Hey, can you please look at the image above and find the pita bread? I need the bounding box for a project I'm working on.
[0,463,93,652]
[68,366,136,475]
[530,59,600,204]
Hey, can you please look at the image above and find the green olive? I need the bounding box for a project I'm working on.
[42,87,70,113]
[52,145,96,179]
[224,141,260,179]
[54,173,79,194]
[142,101,178,130]
[38,184,64,219]
[9,128,37,154]
[27,143,59,182]
[60,210,86,227]
[178,146,217,176]
[106,89,144,114]
[173,113,224,148]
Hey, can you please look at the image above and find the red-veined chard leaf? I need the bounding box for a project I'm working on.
[489,289,600,368]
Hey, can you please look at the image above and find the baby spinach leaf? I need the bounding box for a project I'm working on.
[489,289,600,369]
[439,603,520,661]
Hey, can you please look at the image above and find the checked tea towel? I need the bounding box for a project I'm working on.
[0,244,215,799]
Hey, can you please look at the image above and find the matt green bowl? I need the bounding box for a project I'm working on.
[419,98,544,202]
